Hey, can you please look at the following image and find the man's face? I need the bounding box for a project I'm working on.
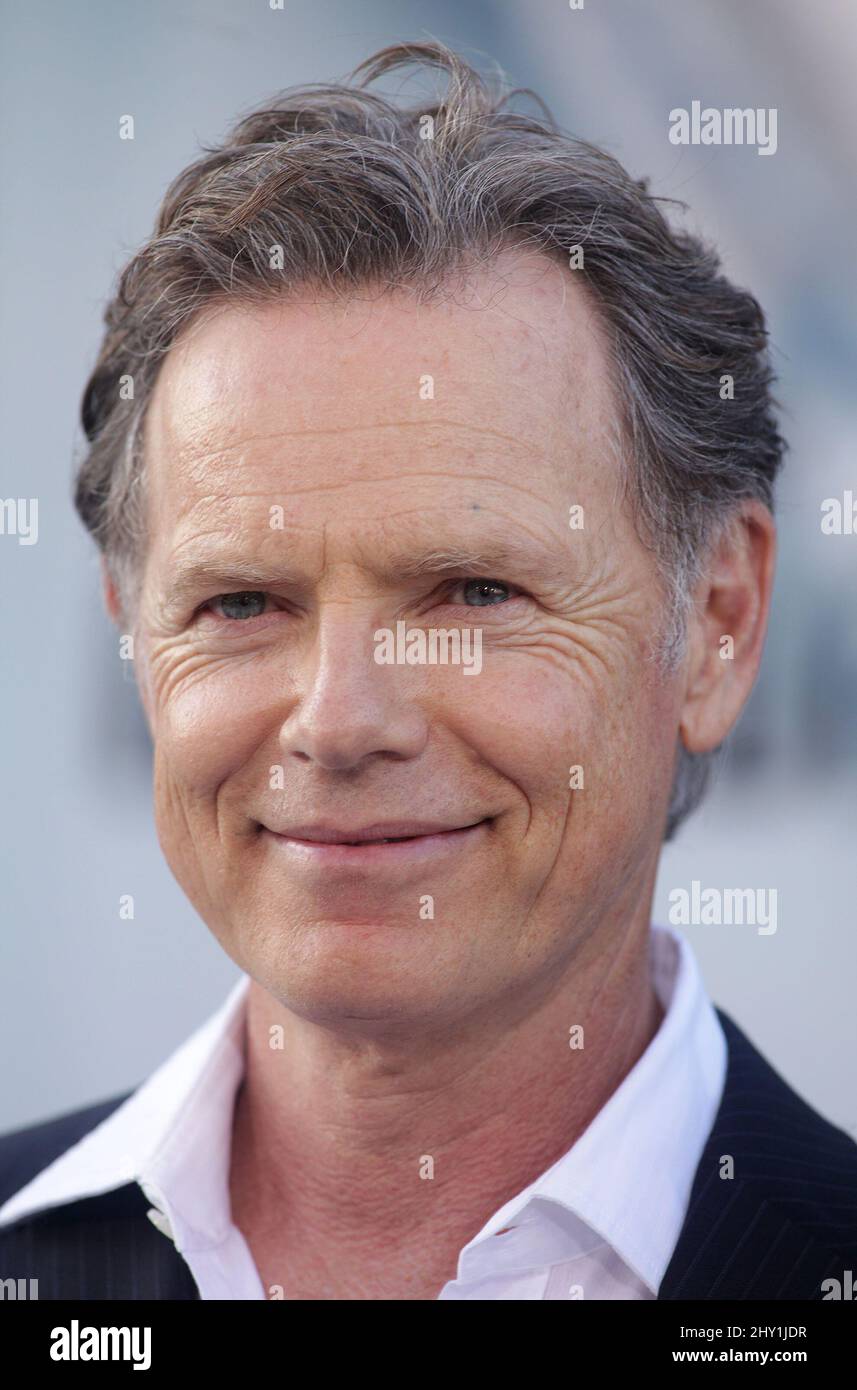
[135,250,681,1031]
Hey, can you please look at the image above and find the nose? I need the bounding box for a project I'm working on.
[278,612,429,770]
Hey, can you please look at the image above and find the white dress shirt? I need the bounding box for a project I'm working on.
[0,923,726,1300]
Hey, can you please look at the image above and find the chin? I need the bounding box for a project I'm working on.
[252,941,459,1030]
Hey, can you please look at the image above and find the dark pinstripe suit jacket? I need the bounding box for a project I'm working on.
[1,1009,856,1300]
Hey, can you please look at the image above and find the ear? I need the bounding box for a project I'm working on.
[101,556,155,732]
[100,556,123,625]
[679,500,776,755]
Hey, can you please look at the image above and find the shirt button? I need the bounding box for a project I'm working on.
[145,1205,176,1243]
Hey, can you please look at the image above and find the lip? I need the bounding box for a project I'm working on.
[266,819,488,844]
[262,817,491,867]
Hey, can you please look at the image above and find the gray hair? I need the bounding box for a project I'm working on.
[74,40,785,839]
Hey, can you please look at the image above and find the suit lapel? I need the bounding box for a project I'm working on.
[659,1009,849,1299]
[1,1183,200,1300]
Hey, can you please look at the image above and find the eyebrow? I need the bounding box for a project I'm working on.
[160,559,308,612]
[382,537,565,583]
[161,533,569,610]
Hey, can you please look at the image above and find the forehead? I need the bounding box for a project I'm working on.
[142,249,621,556]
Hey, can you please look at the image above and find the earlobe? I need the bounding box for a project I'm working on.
[679,620,728,756]
[678,503,776,756]
[100,557,155,731]
[100,557,122,624]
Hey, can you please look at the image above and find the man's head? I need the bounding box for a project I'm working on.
[75,42,780,1030]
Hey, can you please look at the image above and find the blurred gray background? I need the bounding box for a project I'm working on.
[1,0,855,1135]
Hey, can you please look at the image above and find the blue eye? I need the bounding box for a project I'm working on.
[461,579,512,607]
[214,591,268,620]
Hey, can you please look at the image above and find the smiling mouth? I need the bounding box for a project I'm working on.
[264,819,491,846]
[258,819,496,869]
[332,833,445,845]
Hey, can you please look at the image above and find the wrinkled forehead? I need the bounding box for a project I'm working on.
[131,257,627,608]
[149,253,615,455]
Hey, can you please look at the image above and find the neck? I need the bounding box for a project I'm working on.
[229,915,663,1290]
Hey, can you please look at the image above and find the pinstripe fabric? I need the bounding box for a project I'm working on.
[0,1098,198,1299]
[659,1011,857,1300]
[0,1182,199,1299]
[1,1009,855,1300]
[0,1095,195,1301]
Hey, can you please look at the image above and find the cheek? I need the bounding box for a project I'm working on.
[151,658,284,798]
[456,647,677,828]
[566,655,680,857]
[444,660,586,815]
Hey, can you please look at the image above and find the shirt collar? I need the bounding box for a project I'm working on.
[0,974,250,1249]
[455,922,727,1293]
[0,925,725,1293]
